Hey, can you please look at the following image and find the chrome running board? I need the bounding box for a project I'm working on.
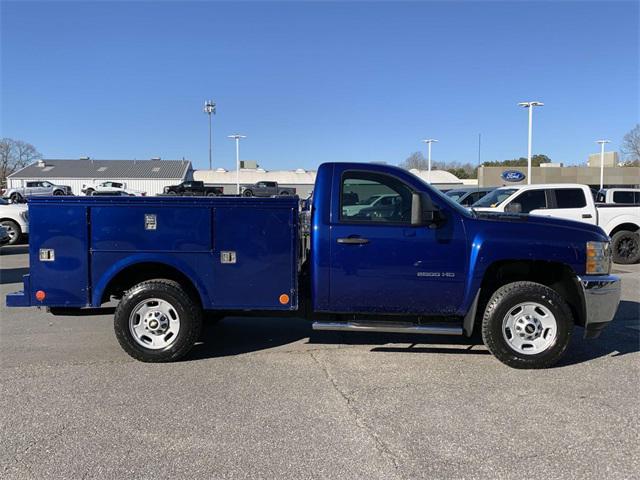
[312,321,463,336]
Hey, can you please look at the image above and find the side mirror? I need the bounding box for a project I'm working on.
[505,202,522,214]
[411,193,437,226]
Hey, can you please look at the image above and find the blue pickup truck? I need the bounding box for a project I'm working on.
[6,163,621,368]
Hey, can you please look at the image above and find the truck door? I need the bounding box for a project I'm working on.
[549,188,597,224]
[328,170,468,315]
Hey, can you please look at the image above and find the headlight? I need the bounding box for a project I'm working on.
[586,241,611,275]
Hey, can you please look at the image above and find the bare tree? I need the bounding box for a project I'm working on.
[0,138,42,187]
[399,151,429,170]
[620,124,640,165]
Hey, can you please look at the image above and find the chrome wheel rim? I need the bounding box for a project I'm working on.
[1,222,18,242]
[129,298,180,350]
[502,302,557,355]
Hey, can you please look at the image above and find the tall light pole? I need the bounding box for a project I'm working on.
[596,139,611,190]
[518,101,544,184]
[203,100,216,170]
[227,134,246,194]
[421,139,438,183]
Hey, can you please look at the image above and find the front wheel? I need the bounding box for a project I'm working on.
[114,280,203,362]
[482,281,573,369]
[243,190,253,197]
[611,230,640,264]
[85,189,94,196]
[53,190,64,195]
[9,193,23,204]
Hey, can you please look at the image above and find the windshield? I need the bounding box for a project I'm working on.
[473,188,518,208]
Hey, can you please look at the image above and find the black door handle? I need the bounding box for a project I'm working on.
[337,237,370,245]
[582,214,593,219]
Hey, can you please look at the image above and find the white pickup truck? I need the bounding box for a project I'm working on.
[81,181,146,196]
[473,183,640,264]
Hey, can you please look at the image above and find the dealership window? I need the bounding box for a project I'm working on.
[340,172,413,223]
[554,189,586,208]
[510,189,547,213]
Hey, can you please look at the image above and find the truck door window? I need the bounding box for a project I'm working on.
[340,172,413,224]
[554,189,586,208]
[511,189,547,213]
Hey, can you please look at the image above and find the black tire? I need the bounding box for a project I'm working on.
[206,192,217,197]
[9,193,23,204]
[0,220,22,245]
[53,189,64,195]
[280,191,290,196]
[167,191,177,196]
[243,190,253,197]
[114,280,203,362]
[611,230,640,265]
[481,281,573,369]
[85,189,94,196]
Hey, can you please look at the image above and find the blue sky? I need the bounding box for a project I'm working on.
[2,1,638,171]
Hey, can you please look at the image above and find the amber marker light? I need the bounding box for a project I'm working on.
[279,294,290,305]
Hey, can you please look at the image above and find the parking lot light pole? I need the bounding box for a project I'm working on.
[203,100,216,170]
[517,101,544,185]
[421,139,438,183]
[227,134,246,194]
[596,139,611,190]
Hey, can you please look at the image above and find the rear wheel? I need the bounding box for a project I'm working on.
[85,188,95,196]
[53,189,64,195]
[280,191,290,196]
[482,281,573,369]
[114,280,202,362]
[611,230,640,264]
[206,192,217,197]
[0,220,22,245]
[243,190,253,197]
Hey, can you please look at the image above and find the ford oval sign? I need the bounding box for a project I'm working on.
[501,170,526,182]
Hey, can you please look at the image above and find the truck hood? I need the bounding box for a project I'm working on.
[473,211,608,240]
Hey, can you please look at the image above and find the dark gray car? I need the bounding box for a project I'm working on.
[445,187,494,206]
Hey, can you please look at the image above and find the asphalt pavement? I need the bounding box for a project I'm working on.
[1,244,638,479]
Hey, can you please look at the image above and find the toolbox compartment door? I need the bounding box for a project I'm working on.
[29,204,89,306]
[211,206,297,310]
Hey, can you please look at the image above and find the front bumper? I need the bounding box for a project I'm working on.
[578,274,621,339]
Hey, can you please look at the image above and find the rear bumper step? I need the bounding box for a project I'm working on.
[312,321,463,336]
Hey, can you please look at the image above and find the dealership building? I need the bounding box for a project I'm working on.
[194,166,465,196]
[7,159,193,196]
[478,153,640,188]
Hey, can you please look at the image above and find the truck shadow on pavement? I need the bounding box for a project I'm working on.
[0,245,29,256]
[0,267,29,285]
[190,301,640,366]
